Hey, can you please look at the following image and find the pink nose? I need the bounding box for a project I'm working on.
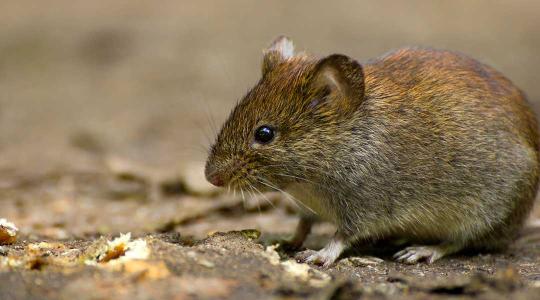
[207,173,225,187]
[205,164,225,187]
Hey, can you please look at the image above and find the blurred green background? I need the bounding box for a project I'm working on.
[1,0,539,178]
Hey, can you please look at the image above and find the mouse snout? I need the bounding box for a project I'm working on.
[207,173,225,187]
[204,163,226,187]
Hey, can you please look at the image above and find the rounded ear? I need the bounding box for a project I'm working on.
[262,36,294,76]
[310,54,365,116]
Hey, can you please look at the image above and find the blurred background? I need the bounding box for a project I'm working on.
[1,0,539,239]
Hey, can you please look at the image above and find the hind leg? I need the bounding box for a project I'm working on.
[393,242,463,264]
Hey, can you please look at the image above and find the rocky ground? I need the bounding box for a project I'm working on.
[1,1,540,299]
[0,169,539,300]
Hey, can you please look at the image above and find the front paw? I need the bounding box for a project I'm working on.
[295,249,317,262]
[295,249,339,268]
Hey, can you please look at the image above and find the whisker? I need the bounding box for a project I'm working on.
[246,185,262,215]
[191,116,214,148]
[239,187,247,209]
[240,188,246,203]
[254,176,317,215]
[272,172,340,195]
[260,163,336,179]
[250,182,275,209]
[194,92,220,139]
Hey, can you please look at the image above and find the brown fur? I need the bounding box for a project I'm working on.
[205,37,539,261]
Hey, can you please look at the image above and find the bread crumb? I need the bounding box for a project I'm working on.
[86,233,150,265]
[263,245,331,287]
[0,219,18,245]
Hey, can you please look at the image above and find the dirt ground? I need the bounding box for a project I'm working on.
[1,1,540,299]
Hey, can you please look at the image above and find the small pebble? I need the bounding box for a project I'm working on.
[198,259,215,268]
[340,256,384,267]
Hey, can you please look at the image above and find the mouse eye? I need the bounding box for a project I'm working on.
[254,125,275,144]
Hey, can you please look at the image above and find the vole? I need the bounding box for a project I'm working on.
[204,36,539,267]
